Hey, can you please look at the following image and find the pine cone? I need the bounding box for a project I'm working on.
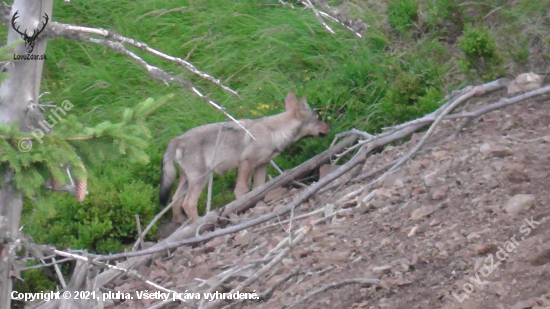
[50,174,58,190]
[75,178,87,202]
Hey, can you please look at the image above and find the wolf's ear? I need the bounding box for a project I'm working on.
[296,96,311,120]
[299,96,311,111]
[285,92,300,113]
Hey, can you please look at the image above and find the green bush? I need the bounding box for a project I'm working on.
[425,0,464,38]
[509,38,530,67]
[22,163,158,254]
[13,268,58,309]
[458,24,504,80]
[387,0,419,34]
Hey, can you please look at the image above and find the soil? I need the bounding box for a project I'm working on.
[105,94,550,309]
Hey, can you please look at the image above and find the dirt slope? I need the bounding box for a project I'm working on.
[105,94,550,309]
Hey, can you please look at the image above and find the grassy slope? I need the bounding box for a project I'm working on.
[4,0,548,253]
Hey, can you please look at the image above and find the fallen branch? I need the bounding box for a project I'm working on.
[450,84,550,138]
[134,214,145,251]
[281,278,380,309]
[380,82,490,181]
[18,257,73,271]
[303,0,336,34]
[289,0,368,37]
[50,257,66,288]
[131,193,185,251]
[203,223,313,309]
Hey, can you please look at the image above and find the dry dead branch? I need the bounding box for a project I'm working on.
[134,214,145,251]
[289,0,368,37]
[450,84,550,138]
[131,193,185,251]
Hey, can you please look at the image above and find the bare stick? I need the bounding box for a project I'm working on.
[451,85,550,138]
[256,208,324,232]
[278,0,294,8]
[206,174,214,213]
[318,158,397,194]
[18,257,73,271]
[330,129,372,148]
[51,257,67,288]
[310,0,369,37]
[135,214,145,251]
[318,11,363,37]
[131,193,186,251]
[291,0,367,37]
[270,160,307,187]
[207,125,223,213]
[281,278,380,309]
[303,0,336,34]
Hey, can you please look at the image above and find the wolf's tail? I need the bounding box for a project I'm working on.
[159,139,178,206]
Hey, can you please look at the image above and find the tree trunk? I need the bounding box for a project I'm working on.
[0,1,53,307]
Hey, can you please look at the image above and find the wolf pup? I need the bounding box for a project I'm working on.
[159,92,331,223]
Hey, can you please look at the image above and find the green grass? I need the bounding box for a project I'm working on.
[3,0,547,254]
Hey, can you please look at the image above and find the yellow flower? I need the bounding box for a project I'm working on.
[258,103,270,111]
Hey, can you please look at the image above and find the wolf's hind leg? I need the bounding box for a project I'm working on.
[171,173,188,223]
[181,175,209,222]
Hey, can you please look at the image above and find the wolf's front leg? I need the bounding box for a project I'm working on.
[234,160,254,199]
[253,163,268,189]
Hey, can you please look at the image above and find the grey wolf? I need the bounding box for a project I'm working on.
[159,92,331,223]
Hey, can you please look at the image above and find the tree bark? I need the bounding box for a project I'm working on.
[0,1,53,308]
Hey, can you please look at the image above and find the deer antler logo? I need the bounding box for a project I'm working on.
[11,11,49,54]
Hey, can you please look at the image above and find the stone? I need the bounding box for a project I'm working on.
[264,187,288,202]
[505,194,535,215]
[319,164,340,180]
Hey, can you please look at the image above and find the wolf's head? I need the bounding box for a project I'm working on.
[285,92,331,140]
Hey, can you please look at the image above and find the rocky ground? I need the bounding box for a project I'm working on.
[105,92,550,309]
